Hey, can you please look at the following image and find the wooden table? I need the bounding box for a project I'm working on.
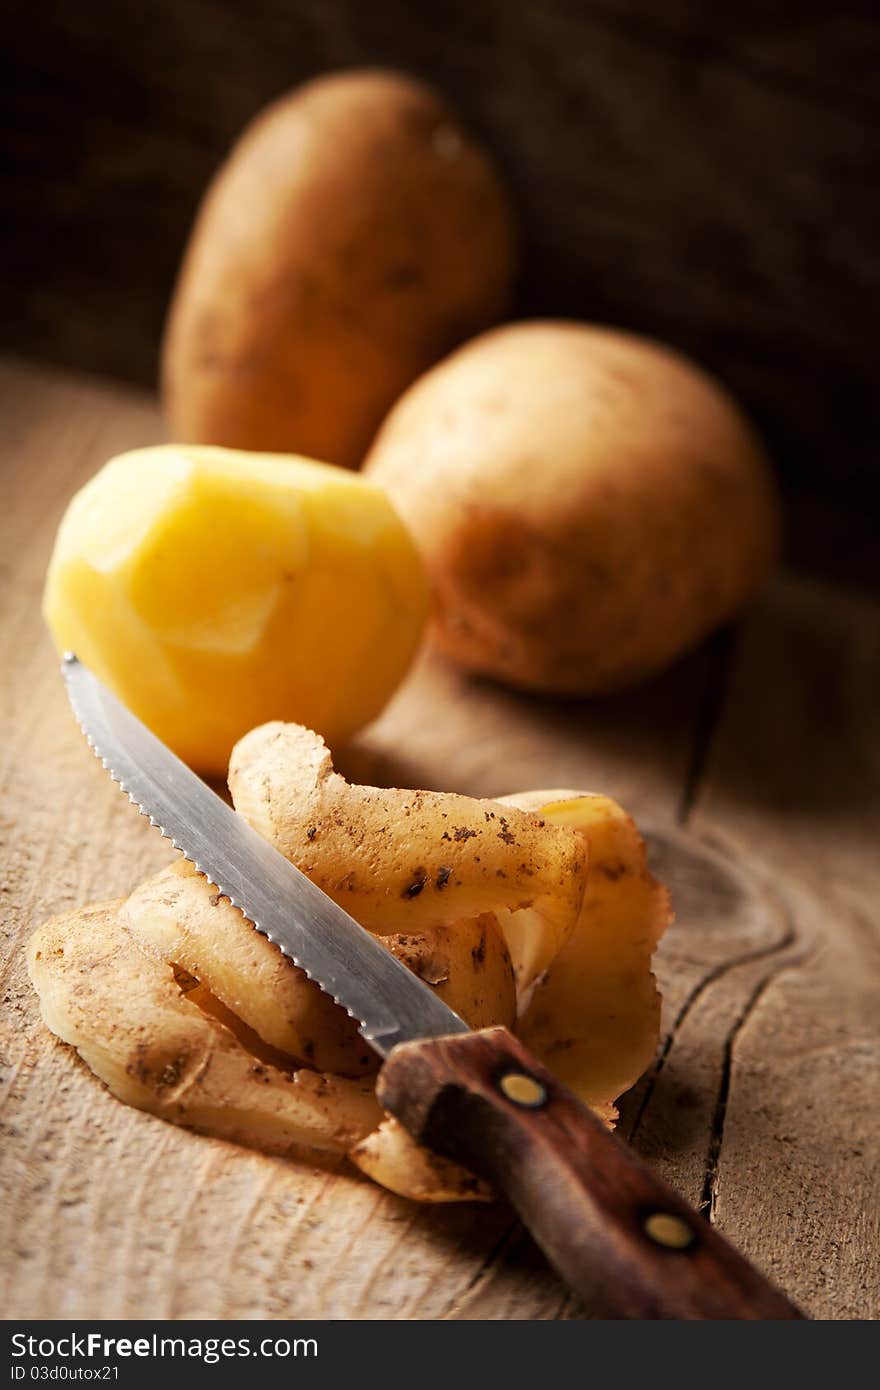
[1,357,877,1320]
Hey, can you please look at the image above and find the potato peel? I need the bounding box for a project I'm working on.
[28,730,669,1202]
[500,790,671,1119]
[228,722,585,988]
[27,900,382,1156]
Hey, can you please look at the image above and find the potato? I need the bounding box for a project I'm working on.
[42,445,427,773]
[28,728,670,1203]
[161,70,518,468]
[364,320,780,693]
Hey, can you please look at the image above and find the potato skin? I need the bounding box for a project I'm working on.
[229,720,586,987]
[27,899,382,1158]
[27,752,669,1201]
[364,320,781,693]
[162,70,518,468]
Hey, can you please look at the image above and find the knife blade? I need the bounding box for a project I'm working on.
[61,653,468,1057]
[61,652,804,1320]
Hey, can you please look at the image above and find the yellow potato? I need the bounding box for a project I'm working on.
[162,70,518,468]
[364,320,780,693]
[42,445,428,773]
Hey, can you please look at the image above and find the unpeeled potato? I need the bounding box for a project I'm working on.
[365,320,780,693]
[42,445,427,774]
[28,726,670,1202]
[162,70,518,467]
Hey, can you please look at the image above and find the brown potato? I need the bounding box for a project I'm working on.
[161,70,518,468]
[364,320,780,692]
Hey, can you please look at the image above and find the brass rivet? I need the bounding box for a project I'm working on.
[499,1072,547,1108]
[643,1212,695,1250]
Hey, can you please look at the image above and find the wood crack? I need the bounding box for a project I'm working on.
[699,971,773,1219]
[697,933,809,1222]
[625,912,799,1147]
[677,625,736,826]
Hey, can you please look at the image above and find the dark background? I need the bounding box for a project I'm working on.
[4,1,879,583]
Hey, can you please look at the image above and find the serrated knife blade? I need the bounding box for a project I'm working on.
[61,653,468,1057]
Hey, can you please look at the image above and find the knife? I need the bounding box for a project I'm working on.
[61,653,803,1320]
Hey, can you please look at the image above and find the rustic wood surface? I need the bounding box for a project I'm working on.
[0,357,877,1320]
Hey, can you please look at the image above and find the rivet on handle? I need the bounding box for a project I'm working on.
[499,1072,547,1108]
[643,1211,696,1250]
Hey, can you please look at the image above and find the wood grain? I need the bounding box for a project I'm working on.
[0,358,877,1319]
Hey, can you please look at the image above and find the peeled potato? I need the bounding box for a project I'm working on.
[364,320,780,693]
[42,445,427,773]
[28,729,670,1202]
[162,70,518,468]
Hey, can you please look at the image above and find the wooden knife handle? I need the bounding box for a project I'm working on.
[377,1026,804,1320]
